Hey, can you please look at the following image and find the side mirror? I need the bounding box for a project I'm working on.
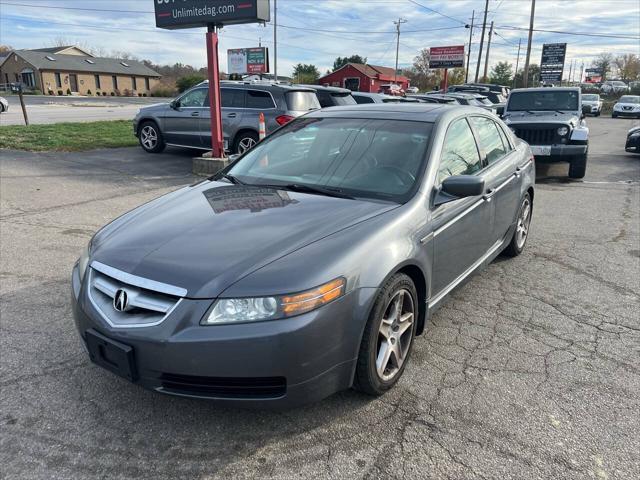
[435,175,485,205]
[170,100,179,110]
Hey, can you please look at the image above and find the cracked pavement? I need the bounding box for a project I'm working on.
[1,117,639,479]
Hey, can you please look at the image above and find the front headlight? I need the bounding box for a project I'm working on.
[202,277,346,325]
[78,242,91,282]
[557,126,569,136]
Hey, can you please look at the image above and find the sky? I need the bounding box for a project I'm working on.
[1,0,639,81]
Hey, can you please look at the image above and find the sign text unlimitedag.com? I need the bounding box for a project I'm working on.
[155,0,270,30]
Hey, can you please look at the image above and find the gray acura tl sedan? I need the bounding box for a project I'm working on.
[71,104,535,407]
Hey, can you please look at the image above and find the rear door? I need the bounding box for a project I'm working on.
[163,87,208,147]
[469,116,521,244]
[430,118,495,302]
[200,87,246,151]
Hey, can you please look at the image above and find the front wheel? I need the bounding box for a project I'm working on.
[354,273,418,396]
[568,154,587,179]
[612,113,618,118]
[138,121,165,153]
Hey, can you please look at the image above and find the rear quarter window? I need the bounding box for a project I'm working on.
[286,91,321,112]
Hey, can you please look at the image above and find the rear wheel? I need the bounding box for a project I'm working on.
[138,121,165,153]
[568,154,587,179]
[234,131,259,154]
[354,273,418,396]
[503,193,532,257]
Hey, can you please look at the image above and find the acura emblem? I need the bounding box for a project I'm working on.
[113,289,130,312]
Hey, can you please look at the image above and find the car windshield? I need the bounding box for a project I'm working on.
[613,82,626,86]
[286,91,321,111]
[619,96,640,104]
[227,117,432,202]
[583,94,599,101]
[508,91,579,111]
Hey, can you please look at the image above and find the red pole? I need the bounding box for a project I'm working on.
[206,26,224,158]
[442,68,449,92]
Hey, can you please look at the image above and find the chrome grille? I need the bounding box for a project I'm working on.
[88,262,183,328]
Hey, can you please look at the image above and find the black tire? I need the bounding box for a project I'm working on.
[503,192,532,257]
[595,112,600,117]
[612,113,618,118]
[233,131,259,154]
[354,273,418,396]
[138,121,165,153]
[568,154,587,179]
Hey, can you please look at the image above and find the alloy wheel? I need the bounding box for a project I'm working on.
[237,137,256,154]
[141,126,158,150]
[376,289,415,381]
[516,197,531,249]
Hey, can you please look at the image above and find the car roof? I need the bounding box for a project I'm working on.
[209,80,316,92]
[298,84,351,94]
[303,103,490,122]
[510,87,581,93]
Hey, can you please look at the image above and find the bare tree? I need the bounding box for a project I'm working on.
[614,54,640,81]
[0,44,13,54]
[592,52,615,81]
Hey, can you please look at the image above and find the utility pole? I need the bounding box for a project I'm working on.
[394,17,407,85]
[513,38,522,88]
[483,21,494,82]
[273,0,277,82]
[474,0,489,82]
[568,59,574,85]
[465,10,475,83]
[522,0,536,88]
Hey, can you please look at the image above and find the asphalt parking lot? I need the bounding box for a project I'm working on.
[1,117,639,479]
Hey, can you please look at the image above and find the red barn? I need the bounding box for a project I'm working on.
[318,63,410,93]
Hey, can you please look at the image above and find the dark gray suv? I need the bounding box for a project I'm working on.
[133,81,320,154]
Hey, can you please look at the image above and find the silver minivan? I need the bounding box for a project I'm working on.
[133,81,321,154]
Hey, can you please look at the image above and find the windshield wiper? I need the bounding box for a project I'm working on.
[277,183,355,199]
[217,173,245,185]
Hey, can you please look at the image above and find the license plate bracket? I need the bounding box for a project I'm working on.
[85,329,137,382]
[530,145,551,156]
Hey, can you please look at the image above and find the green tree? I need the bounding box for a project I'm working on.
[514,64,541,88]
[292,64,320,84]
[176,74,206,93]
[489,61,514,85]
[332,55,367,72]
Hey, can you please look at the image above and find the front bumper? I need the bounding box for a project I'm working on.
[626,134,640,152]
[529,143,588,162]
[71,265,376,408]
[613,109,640,117]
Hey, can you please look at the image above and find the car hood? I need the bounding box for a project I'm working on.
[615,102,640,107]
[138,102,169,113]
[582,100,600,105]
[91,181,398,298]
[503,111,580,126]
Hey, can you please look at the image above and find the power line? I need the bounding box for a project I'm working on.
[405,0,467,25]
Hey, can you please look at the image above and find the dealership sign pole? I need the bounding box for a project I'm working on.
[154,0,270,158]
[429,45,465,92]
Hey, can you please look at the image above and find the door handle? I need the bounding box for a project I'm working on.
[483,188,496,201]
[227,113,237,118]
[191,112,200,117]
[514,167,522,178]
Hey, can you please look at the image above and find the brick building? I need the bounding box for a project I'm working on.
[0,46,161,96]
[318,63,410,93]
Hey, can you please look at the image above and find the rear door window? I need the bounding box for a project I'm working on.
[438,119,482,183]
[354,95,375,104]
[470,116,507,165]
[246,90,276,109]
[221,88,245,108]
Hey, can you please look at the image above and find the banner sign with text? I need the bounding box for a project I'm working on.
[155,0,270,30]
[540,43,567,83]
[429,45,465,69]
[228,47,269,75]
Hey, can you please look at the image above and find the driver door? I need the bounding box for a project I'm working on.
[430,118,495,303]
[163,87,208,147]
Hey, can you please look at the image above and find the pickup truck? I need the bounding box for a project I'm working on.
[502,87,588,179]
